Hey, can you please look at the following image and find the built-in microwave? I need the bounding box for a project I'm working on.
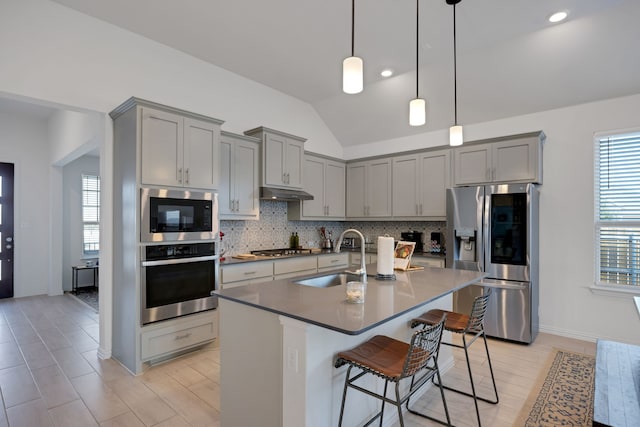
[140,188,219,243]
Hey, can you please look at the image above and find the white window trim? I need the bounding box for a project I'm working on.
[592,128,640,296]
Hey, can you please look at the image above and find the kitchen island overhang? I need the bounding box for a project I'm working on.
[216,265,487,427]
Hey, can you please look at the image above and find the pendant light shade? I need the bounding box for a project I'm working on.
[447,0,463,146]
[409,0,425,126]
[343,56,363,94]
[410,98,426,126]
[343,0,363,94]
[449,125,463,146]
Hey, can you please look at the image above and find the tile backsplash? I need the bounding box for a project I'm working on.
[220,200,446,256]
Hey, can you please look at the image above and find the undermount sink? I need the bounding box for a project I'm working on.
[293,272,364,288]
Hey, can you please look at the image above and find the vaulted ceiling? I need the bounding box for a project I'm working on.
[50,0,640,146]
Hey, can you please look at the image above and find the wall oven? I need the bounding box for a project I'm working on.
[141,242,218,325]
[140,188,219,243]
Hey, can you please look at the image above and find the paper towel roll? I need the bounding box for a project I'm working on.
[377,236,395,275]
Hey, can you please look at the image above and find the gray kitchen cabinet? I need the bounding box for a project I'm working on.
[141,106,222,190]
[317,253,349,272]
[288,154,345,220]
[346,158,392,218]
[392,149,450,219]
[109,97,224,374]
[219,131,260,220]
[410,255,445,269]
[453,131,544,185]
[273,256,318,280]
[244,127,306,189]
[349,252,377,267]
[220,260,274,289]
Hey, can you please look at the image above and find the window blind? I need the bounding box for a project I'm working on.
[82,174,100,254]
[595,134,640,287]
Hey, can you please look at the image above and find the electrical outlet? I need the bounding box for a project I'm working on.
[286,347,299,373]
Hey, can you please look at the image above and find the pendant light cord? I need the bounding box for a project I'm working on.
[351,0,355,57]
[416,0,419,99]
[453,3,458,125]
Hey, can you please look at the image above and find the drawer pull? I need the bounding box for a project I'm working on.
[175,332,192,340]
[331,259,339,263]
[243,271,257,275]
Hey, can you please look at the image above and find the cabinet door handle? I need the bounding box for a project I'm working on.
[178,167,183,183]
[174,332,192,340]
[283,173,286,184]
[235,200,239,211]
[243,271,257,275]
[185,168,190,184]
[420,204,423,215]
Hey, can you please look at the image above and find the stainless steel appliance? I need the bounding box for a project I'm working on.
[401,231,424,253]
[140,188,219,243]
[446,183,539,343]
[141,242,219,324]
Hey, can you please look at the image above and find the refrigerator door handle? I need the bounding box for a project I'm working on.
[479,278,529,290]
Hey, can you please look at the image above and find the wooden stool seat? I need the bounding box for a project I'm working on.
[336,335,426,380]
[410,290,499,427]
[334,315,452,426]
[412,308,470,333]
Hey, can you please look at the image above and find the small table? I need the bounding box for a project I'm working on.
[71,265,99,294]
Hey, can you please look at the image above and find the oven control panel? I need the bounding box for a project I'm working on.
[145,242,216,260]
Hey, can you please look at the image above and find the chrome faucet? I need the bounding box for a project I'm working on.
[335,229,367,284]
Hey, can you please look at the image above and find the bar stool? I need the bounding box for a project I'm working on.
[334,314,451,427]
[410,290,498,427]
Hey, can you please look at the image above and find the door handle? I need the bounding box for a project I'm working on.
[5,244,11,249]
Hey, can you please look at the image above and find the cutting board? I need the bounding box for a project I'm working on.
[232,254,257,260]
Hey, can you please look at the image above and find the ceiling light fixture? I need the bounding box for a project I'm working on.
[447,0,463,146]
[380,69,394,78]
[548,11,568,23]
[409,0,425,126]
[343,0,363,94]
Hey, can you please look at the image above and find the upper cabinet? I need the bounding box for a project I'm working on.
[392,149,450,219]
[219,131,260,220]
[288,154,345,220]
[140,106,223,190]
[453,131,545,185]
[244,127,306,189]
[346,158,392,218]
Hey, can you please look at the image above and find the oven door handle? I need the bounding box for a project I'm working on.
[141,255,218,267]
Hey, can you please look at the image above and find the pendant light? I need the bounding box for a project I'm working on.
[409,0,426,126]
[343,0,363,94]
[448,0,463,146]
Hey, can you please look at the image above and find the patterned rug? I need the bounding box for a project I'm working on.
[515,349,595,426]
[70,288,99,312]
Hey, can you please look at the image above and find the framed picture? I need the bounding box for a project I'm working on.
[394,241,416,270]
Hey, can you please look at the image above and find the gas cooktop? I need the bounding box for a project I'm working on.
[250,248,313,257]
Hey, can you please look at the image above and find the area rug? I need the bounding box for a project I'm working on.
[69,288,99,312]
[515,349,595,426]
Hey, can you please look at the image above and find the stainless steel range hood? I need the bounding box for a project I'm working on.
[260,187,314,201]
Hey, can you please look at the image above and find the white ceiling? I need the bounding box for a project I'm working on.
[47,0,640,146]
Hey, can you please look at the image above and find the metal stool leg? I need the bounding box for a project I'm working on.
[338,365,352,427]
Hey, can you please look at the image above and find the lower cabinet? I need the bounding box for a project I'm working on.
[220,253,351,288]
[220,261,273,289]
[410,256,445,268]
[318,253,349,272]
[349,252,377,267]
[140,311,217,362]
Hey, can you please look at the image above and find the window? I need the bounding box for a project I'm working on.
[82,174,100,255]
[595,132,640,288]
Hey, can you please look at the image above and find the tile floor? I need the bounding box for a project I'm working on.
[0,294,596,427]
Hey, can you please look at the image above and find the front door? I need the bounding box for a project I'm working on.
[0,162,14,298]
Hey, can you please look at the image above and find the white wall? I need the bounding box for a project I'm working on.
[0,112,51,297]
[62,155,99,291]
[0,0,343,159]
[346,93,640,346]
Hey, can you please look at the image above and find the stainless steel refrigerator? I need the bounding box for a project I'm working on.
[446,183,539,344]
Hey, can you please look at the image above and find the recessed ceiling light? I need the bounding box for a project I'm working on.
[380,69,393,78]
[548,11,568,23]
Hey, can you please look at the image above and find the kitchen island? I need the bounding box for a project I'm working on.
[215,265,485,427]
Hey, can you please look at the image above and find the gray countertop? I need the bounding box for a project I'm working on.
[215,265,485,335]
